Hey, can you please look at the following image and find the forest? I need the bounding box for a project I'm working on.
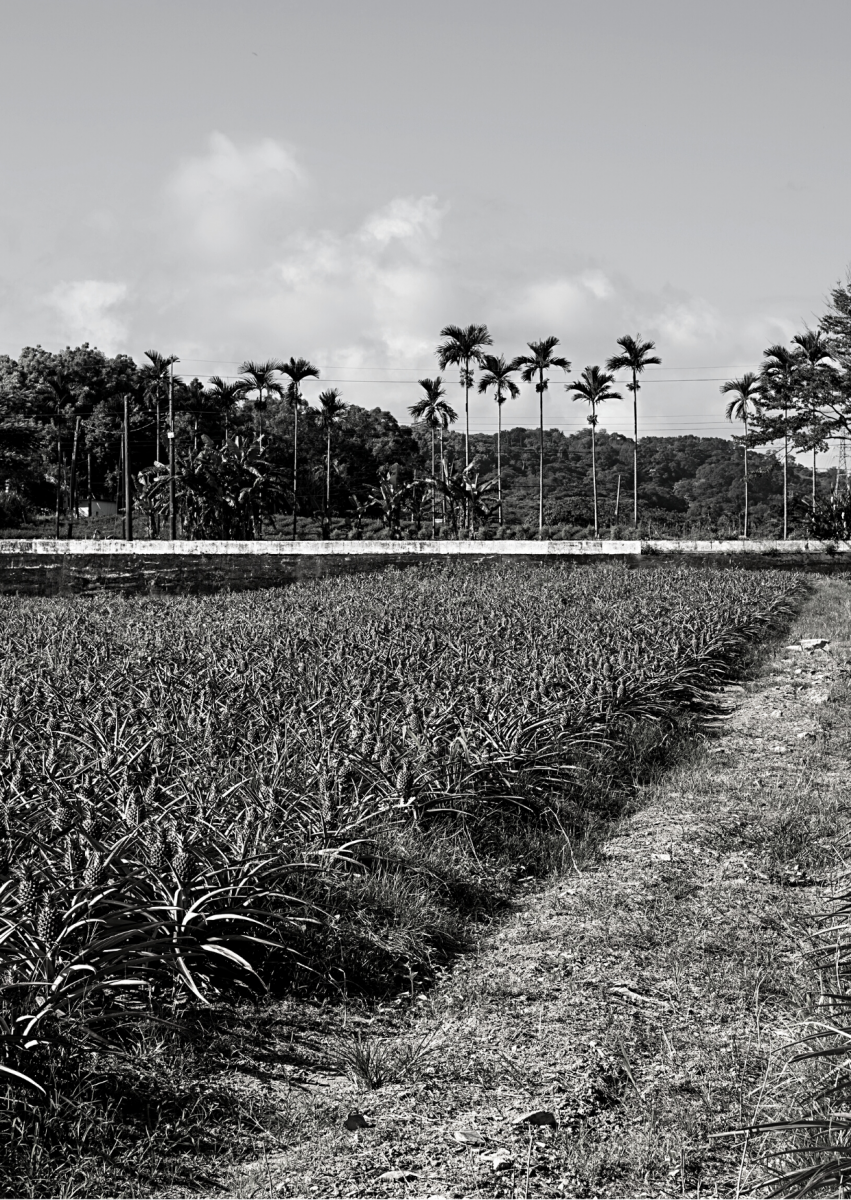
[1,274,850,540]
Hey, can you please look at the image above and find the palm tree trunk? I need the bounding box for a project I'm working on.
[538,370,544,533]
[464,358,470,469]
[783,397,788,540]
[464,360,470,529]
[430,427,435,536]
[292,394,299,541]
[743,416,749,539]
[439,425,446,526]
[325,427,332,539]
[497,397,503,526]
[632,367,639,527]
[591,407,598,538]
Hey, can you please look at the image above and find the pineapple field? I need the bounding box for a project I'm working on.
[0,561,800,1190]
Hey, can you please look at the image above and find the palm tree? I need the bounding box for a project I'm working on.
[238,360,284,436]
[511,337,571,532]
[436,324,493,472]
[477,354,519,526]
[761,344,797,539]
[792,329,832,505]
[605,335,662,527]
[279,357,320,540]
[409,376,457,534]
[317,387,346,537]
[721,372,761,538]
[566,366,622,537]
[143,350,179,466]
[205,376,247,441]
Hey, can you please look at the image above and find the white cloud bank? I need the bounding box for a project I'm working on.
[46,280,129,353]
[166,131,305,258]
[7,133,798,438]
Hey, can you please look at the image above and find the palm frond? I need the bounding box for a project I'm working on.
[606,333,661,374]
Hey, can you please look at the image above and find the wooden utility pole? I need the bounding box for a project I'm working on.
[124,393,133,541]
[67,415,81,539]
[614,473,621,521]
[87,452,93,521]
[168,359,176,539]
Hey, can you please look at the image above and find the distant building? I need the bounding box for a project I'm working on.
[78,499,119,517]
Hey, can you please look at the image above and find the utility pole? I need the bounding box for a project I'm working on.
[124,393,133,541]
[67,415,81,539]
[168,359,177,539]
[54,426,62,539]
[87,452,93,522]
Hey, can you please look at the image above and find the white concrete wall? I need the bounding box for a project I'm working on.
[0,538,848,556]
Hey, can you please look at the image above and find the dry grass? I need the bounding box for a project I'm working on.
[214,577,851,1198]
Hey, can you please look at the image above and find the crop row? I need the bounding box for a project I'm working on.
[0,562,799,1101]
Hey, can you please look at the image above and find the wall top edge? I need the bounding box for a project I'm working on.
[0,539,639,555]
[0,538,849,557]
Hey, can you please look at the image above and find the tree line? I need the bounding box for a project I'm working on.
[1,274,850,539]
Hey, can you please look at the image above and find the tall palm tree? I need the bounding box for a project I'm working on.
[317,387,346,538]
[566,366,622,537]
[511,337,571,532]
[721,372,761,538]
[143,350,179,466]
[761,344,797,539]
[206,376,247,442]
[605,334,662,527]
[279,357,320,540]
[792,329,832,505]
[436,324,493,472]
[477,354,519,525]
[238,360,284,436]
[409,376,457,535]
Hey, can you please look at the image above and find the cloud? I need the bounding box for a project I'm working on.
[21,130,787,438]
[45,280,128,352]
[359,196,445,246]
[654,296,725,348]
[165,132,305,258]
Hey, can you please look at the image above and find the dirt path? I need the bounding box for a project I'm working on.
[224,578,851,1199]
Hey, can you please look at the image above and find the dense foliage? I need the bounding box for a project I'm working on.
[0,343,828,539]
[3,272,851,538]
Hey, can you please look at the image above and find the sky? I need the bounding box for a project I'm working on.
[1,0,849,450]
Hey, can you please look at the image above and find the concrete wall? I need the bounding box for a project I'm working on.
[0,538,848,596]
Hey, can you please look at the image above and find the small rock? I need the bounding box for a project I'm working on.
[481,1149,513,1171]
[452,1129,485,1146]
[513,1109,558,1128]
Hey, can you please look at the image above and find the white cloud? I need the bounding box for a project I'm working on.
[654,296,724,347]
[166,132,304,258]
[359,196,445,246]
[46,280,128,352]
